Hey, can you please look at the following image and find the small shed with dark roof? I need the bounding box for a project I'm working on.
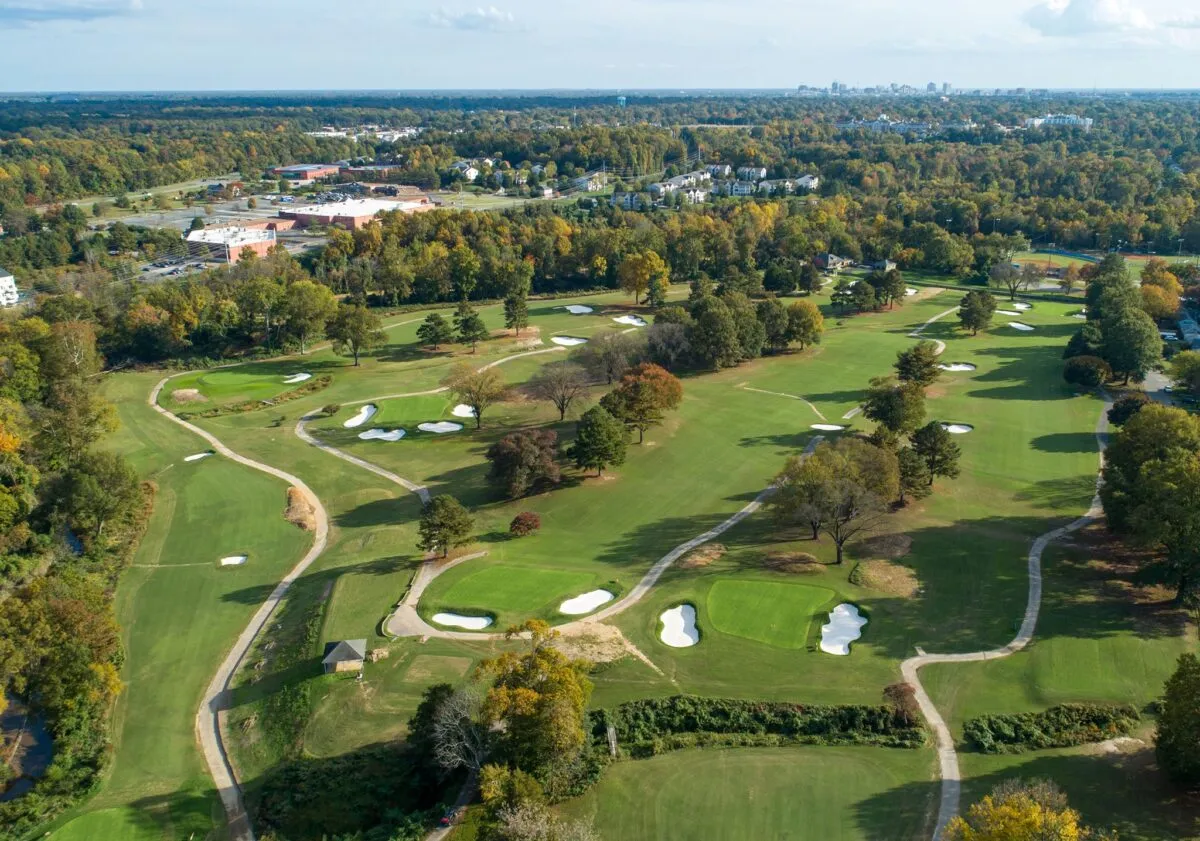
[322,639,367,674]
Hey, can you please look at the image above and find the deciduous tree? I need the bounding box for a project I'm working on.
[325,302,384,366]
[528,361,589,421]
[863,376,927,434]
[444,363,507,429]
[486,430,561,499]
[1157,653,1200,788]
[894,340,942,387]
[959,289,996,335]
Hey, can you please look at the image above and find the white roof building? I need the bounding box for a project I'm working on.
[0,267,17,307]
[186,227,276,262]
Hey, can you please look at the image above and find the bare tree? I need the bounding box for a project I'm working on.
[432,686,489,774]
[528,362,590,421]
[496,802,600,841]
[571,330,645,384]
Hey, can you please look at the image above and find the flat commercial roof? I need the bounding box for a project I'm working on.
[285,198,417,218]
[186,227,275,246]
[276,163,336,173]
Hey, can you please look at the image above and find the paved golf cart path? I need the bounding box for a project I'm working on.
[149,374,332,841]
[901,398,1111,839]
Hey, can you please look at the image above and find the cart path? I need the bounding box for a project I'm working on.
[908,303,960,356]
[149,374,332,841]
[736,384,827,421]
[901,398,1110,840]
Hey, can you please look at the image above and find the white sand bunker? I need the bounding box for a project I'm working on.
[219,555,248,566]
[184,451,214,462]
[612,315,648,327]
[1008,322,1034,331]
[451,404,476,418]
[343,404,377,428]
[997,309,1021,316]
[359,428,406,441]
[551,336,588,346]
[283,373,312,384]
[559,589,615,615]
[938,362,976,372]
[419,421,464,434]
[811,423,846,431]
[432,612,492,630]
[1072,313,1088,319]
[941,423,974,434]
[559,304,594,314]
[1013,302,1032,311]
[905,287,918,296]
[660,604,699,647]
[820,604,868,655]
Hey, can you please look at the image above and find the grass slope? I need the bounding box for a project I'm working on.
[706,579,834,649]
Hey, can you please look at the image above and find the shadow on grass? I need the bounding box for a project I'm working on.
[856,752,1200,841]
[1031,432,1106,453]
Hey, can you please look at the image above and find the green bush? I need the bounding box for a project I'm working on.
[963,703,1139,754]
[590,695,925,758]
[1063,355,1111,388]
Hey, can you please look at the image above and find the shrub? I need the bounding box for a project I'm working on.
[509,512,541,537]
[963,703,1139,754]
[1063,355,1111,388]
[591,696,925,758]
[1107,392,1150,426]
[321,403,341,417]
[883,683,921,726]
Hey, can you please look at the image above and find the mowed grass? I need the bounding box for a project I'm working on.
[44,371,313,841]
[434,564,599,618]
[706,579,834,649]
[166,366,312,407]
[560,746,936,841]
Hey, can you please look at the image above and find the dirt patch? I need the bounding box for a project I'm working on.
[680,543,725,570]
[405,655,471,682]
[858,533,913,560]
[171,388,206,403]
[553,623,630,663]
[284,487,317,531]
[925,386,947,400]
[1086,736,1148,757]
[763,551,824,575]
[858,559,920,597]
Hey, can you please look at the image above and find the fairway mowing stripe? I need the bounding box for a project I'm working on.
[738,385,827,421]
[900,396,1111,840]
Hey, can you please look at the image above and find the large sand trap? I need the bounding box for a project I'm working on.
[184,451,213,462]
[941,423,974,434]
[1013,302,1032,311]
[1008,322,1034,331]
[358,428,406,441]
[612,315,648,327]
[938,362,976,372]
[432,612,493,630]
[660,604,699,647]
[343,404,377,428]
[559,589,615,615]
[819,603,868,655]
[811,423,846,431]
[283,373,312,384]
[559,304,594,314]
[997,309,1021,316]
[419,421,464,434]
[451,403,477,418]
[905,287,918,296]
[551,336,587,346]
[220,555,248,566]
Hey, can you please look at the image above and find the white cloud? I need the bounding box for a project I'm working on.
[427,5,521,32]
[0,0,139,24]
[1024,0,1155,37]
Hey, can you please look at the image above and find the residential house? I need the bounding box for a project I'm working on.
[760,179,795,195]
[814,253,853,271]
[322,639,367,674]
[648,182,677,197]
[451,161,479,181]
[611,192,641,210]
[572,174,606,192]
[736,166,768,181]
[707,164,732,178]
[531,164,546,176]
[682,188,709,204]
[873,259,897,272]
[796,174,820,191]
[539,186,555,198]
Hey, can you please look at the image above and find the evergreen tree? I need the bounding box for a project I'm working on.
[417,312,455,350]
[912,421,962,485]
[569,406,627,475]
[418,494,474,558]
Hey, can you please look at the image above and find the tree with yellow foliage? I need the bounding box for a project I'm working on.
[945,779,1112,841]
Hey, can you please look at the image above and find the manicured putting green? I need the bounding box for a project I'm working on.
[706,579,835,649]
[168,367,304,405]
[562,746,935,841]
[437,565,596,615]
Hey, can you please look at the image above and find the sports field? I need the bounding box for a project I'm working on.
[64,281,1192,841]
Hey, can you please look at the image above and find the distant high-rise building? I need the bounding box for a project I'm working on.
[942,82,951,94]
[927,82,937,93]
[617,95,626,108]
[831,81,841,93]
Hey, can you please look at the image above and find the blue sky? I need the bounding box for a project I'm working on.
[1,0,1199,91]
